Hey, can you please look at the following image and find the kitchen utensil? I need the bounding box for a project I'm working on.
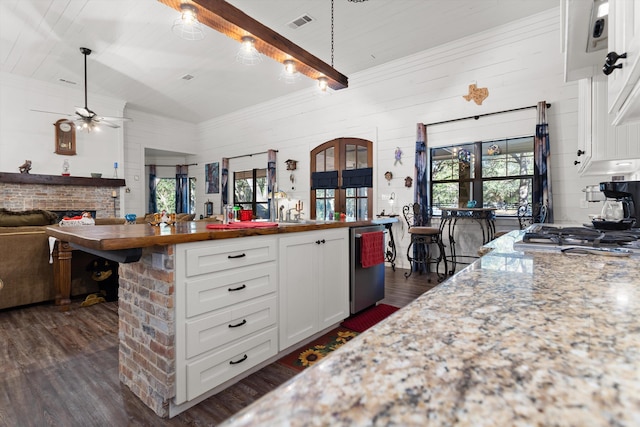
[561,246,633,257]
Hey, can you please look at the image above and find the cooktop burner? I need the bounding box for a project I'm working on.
[517,224,640,254]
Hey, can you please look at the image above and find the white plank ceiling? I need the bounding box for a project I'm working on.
[0,0,558,123]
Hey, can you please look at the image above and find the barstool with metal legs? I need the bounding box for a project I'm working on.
[403,203,446,281]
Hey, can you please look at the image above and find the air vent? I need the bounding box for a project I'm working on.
[58,78,77,85]
[180,74,195,81]
[287,14,314,29]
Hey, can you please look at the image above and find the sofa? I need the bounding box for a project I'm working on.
[0,210,197,310]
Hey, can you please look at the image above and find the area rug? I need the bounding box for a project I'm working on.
[340,304,400,333]
[277,327,359,372]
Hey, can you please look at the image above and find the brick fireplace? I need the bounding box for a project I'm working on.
[0,172,125,218]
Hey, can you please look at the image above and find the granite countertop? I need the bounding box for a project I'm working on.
[221,230,640,426]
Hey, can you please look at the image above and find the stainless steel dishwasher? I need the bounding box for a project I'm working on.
[349,224,385,314]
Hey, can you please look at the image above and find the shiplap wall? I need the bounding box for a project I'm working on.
[123,109,197,215]
[192,7,612,269]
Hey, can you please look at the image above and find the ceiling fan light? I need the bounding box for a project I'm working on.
[236,36,263,65]
[172,4,205,41]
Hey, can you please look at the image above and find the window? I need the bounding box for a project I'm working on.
[430,136,534,216]
[234,168,269,219]
[155,177,196,213]
[311,138,373,220]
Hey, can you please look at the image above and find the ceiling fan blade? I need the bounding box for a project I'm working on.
[93,118,121,128]
[31,109,76,117]
[75,106,95,118]
[98,115,132,122]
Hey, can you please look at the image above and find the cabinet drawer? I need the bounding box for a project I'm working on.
[186,327,278,401]
[186,295,277,359]
[185,236,277,277]
[185,263,277,317]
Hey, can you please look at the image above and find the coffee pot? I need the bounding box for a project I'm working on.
[600,199,633,221]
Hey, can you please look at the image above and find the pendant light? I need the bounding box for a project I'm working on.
[172,4,205,41]
[280,59,301,84]
[158,0,348,89]
[236,35,263,65]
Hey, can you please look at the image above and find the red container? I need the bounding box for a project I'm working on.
[239,209,253,221]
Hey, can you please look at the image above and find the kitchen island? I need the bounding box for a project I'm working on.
[45,219,373,417]
[219,230,640,426]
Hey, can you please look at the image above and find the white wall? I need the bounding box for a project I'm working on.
[192,7,613,269]
[0,72,125,177]
[122,108,197,216]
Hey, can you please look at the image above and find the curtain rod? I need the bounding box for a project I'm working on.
[144,163,198,167]
[226,150,278,160]
[425,103,551,127]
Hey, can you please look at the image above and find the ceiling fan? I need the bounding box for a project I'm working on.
[32,47,131,131]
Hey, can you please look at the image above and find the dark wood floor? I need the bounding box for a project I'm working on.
[0,267,440,426]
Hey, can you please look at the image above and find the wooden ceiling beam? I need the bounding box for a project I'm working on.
[158,0,348,90]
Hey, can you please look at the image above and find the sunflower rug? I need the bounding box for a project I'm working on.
[277,327,359,372]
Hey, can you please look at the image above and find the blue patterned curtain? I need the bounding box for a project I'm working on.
[175,165,189,213]
[221,158,229,206]
[415,123,430,223]
[533,101,553,223]
[267,150,276,221]
[148,165,157,214]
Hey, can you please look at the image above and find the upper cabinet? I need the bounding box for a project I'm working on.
[607,0,640,125]
[562,0,610,82]
[576,75,640,176]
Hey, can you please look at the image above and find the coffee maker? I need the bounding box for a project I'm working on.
[599,181,640,227]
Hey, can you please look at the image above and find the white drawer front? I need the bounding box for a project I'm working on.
[186,327,278,401]
[186,295,277,359]
[185,263,277,317]
[185,237,276,277]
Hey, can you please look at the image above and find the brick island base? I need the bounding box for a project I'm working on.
[118,245,176,417]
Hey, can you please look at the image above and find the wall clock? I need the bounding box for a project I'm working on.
[54,119,76,155]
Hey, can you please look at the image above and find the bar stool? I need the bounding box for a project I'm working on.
[403,203,446,281]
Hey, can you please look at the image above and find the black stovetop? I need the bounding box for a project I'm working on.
[522,224,640,248]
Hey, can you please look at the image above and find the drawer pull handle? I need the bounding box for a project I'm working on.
[229,354,248,365]
[228,253,247,259]
[228,284,246,292]
[228,319,247,328]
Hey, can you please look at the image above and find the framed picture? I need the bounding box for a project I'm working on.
[205,162,219,194]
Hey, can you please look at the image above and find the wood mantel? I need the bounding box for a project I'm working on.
[0,172,125,187]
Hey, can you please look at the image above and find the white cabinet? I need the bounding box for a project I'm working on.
[278,228,349,351]
[174,235,278,404]
[607,0,640,125]
[577,75,640,175]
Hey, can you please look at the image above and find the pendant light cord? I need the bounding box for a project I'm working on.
[331,0,334,67]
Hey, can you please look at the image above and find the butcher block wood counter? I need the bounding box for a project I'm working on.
[45,219,370,251]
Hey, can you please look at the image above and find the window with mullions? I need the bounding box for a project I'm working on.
[234,168,269,219]
[311,138,373,220]
[431,136,534,216]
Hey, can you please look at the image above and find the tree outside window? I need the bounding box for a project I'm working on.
[431,136,534,216]
[155,177,196,213]
[234,169,268,219]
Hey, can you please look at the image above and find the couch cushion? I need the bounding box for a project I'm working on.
[0,209,58,226]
